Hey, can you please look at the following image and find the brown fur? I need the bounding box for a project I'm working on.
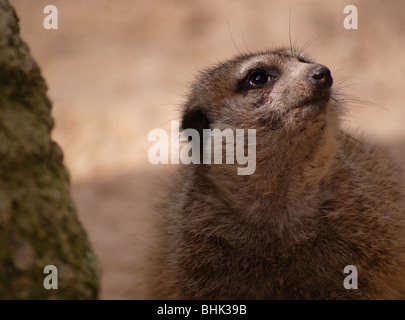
[148,48,405,299]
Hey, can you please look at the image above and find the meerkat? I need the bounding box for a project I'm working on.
[148,48,405,299]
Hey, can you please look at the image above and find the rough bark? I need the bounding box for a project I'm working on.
[0,0,99,299]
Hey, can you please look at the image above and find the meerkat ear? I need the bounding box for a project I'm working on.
[181,107,211,138]
[181,107,211,159]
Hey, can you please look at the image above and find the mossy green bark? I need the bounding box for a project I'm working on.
[0,0,99,299]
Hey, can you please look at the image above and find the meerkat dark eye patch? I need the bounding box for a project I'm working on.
[238,68,278,92]
[297,56,311,63]
[181,107,211,141]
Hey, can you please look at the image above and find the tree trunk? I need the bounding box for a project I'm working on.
[0,0,99,299]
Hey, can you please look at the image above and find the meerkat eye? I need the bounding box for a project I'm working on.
[238,68,278,92]
[248,71,269,87]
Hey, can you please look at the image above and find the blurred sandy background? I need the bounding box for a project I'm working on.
[10,0,405,299]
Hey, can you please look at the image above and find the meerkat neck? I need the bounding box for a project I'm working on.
[205,122,338,241]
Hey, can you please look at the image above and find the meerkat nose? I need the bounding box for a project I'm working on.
[309,65,333,89]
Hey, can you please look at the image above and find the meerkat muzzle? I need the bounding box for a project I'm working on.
[309,65,333,89]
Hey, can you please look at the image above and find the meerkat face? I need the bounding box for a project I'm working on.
[182,48,336,139]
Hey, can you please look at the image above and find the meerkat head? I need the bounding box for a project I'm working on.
[179,48,343,183]
[181,48,340,146]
